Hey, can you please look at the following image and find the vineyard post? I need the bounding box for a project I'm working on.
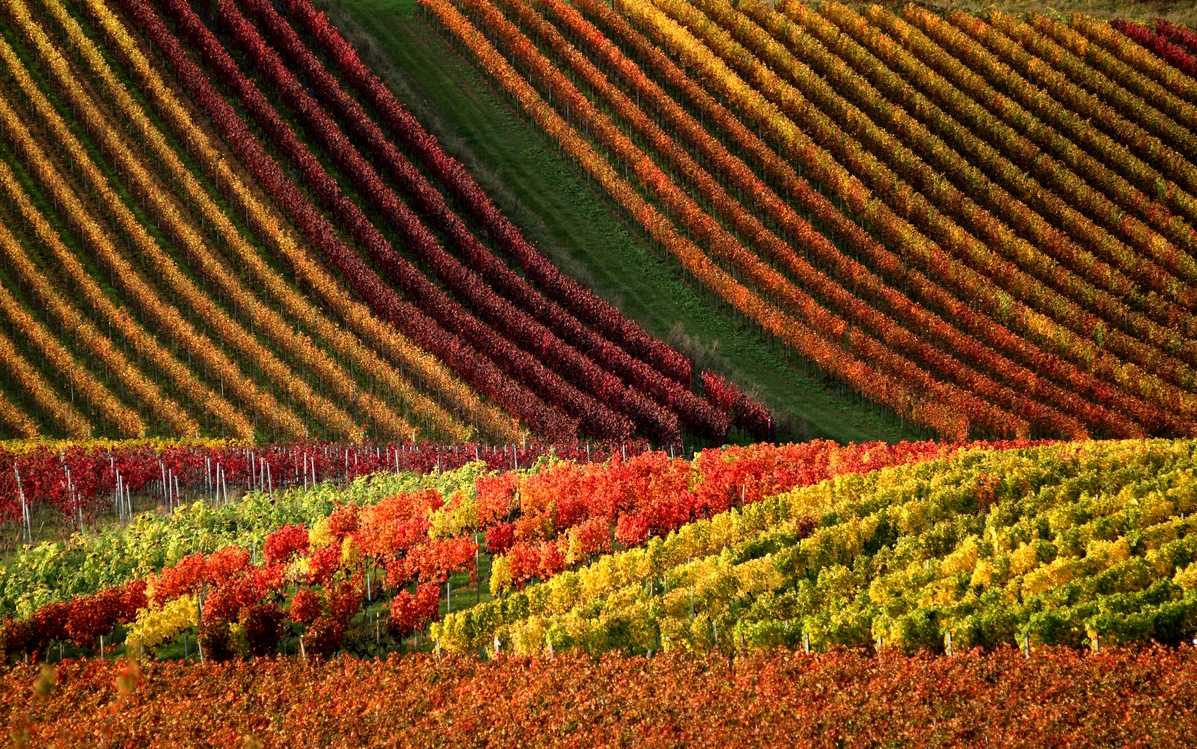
[15,465,30,544]
[946,631,953,657]
[803,631,810,654]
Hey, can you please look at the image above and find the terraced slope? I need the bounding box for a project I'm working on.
[421,0,1197,440]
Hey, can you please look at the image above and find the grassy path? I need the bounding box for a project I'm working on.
[330,0,921,444]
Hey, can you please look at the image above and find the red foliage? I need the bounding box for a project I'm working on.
[325,579,365,624]
[239,603,285,657]
[264,524,310,566]
[11,647,1197,745]
[201,577,265,624]
[325,504,360,543]
[485,522,516,555]
[302,616,345,659]
[304,545,341,587]
[388,583,441,637]
[289,590,322,625]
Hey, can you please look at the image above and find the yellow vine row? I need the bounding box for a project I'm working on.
[0,323,90,438]
[36,0,431,442]
[78,0,515,443]
[0,256,143,437]
[4,0,352,440]
[0,159,226,438]
[0,387,38,438]
[0,53,277,440]
[0,178,194,437]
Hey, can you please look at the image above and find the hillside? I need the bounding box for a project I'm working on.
[0,0,774,446]
[5,0,1192,445]
[408,0,1197,441]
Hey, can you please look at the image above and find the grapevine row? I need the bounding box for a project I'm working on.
[910,8,1197,255]
[985,12,1197,215]
[0,159,245,438]
[216,0,674,442]
[0,327,87,438]
[281,0,693,386]
[495,0,1080,435]
[716,0,1197,368]
[0,16,305,440]
[761,0,1197,337]
[1112,19,1197,82]
[5,0,371,441]
[813,3,1197,322]
[654,0,1197,420]
[437,439,1196,655]
[120,0,578,441]
[424,0,974,438]
[74,0,509,443]
[37,0,439,442]
[570,0,1143,436]
[616,0,1186,434]
[0,179,192,438]
[0,272,141,437]
[240,0,726,440]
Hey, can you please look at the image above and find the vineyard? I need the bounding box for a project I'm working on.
[421,0,1197,441]
[4,0,1197,742]
[0,0,775,447]
[3,438,1197,743]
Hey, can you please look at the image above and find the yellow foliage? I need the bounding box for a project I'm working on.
[942,537,980,576]
[1010,543,1041,575]
[1086,537,1130,568]
[286,557,312,586]
[970,559,995,589]
[340,537,363,570]
[1174,563,1197,592]
[1021,558,1073,597]
[489,555,512,597]
[309,518,331,549]
[125,595,198,660]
